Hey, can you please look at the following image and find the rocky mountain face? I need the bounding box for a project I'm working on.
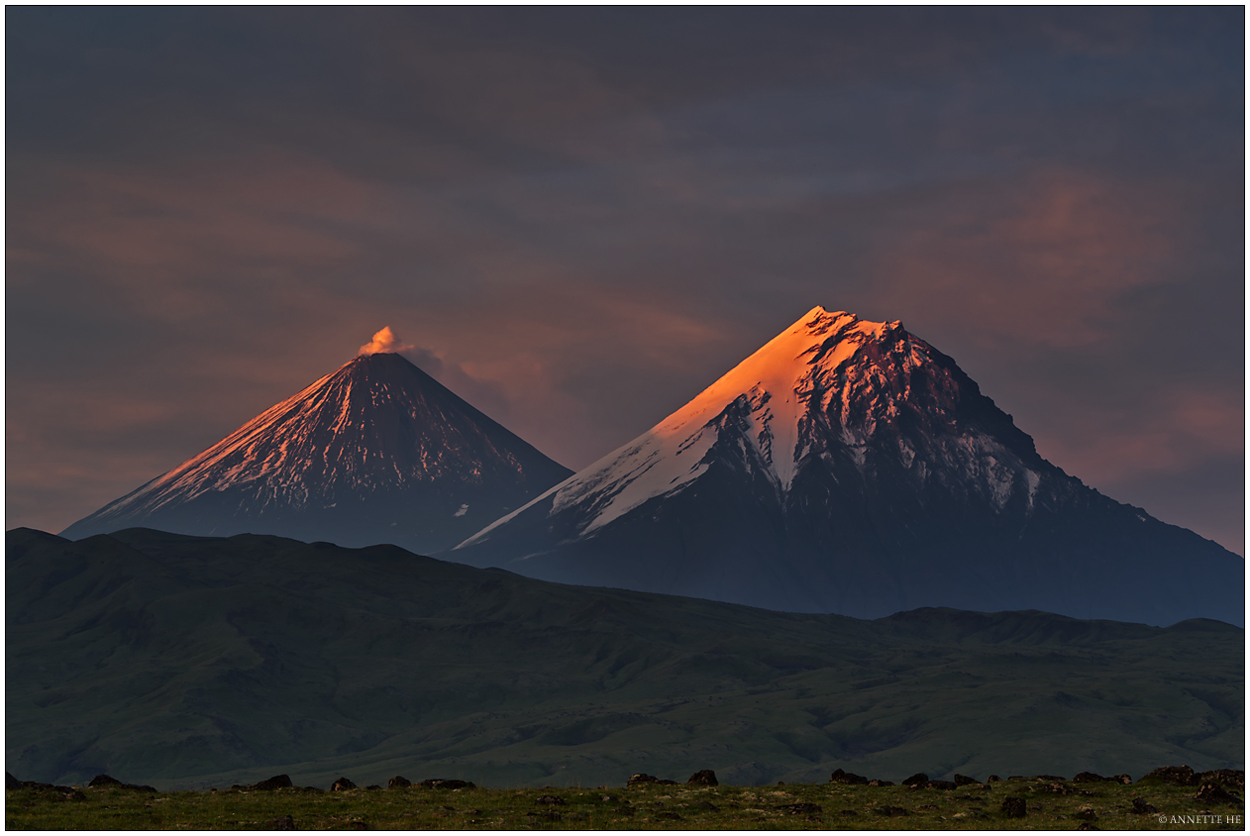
[61,351,572,554]
[453,307,1243,626]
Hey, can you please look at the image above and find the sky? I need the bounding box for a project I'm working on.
[7,8,1244,554]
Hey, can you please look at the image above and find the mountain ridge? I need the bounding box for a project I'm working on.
[6,526,1242,789]
[452,307,1243,627]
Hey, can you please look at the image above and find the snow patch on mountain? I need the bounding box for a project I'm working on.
[463,307,950,546]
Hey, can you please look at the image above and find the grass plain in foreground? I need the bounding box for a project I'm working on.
[5,777,1245,830]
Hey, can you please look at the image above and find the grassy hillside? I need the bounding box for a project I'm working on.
[6,777,1246,830]
[6,527,1243,790]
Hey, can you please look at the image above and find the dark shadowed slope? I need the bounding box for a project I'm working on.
[61,352,572,554]
[7,527,1242,789]
[453,306,1243,627]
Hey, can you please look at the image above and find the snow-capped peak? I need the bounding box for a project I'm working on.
[461,307,926,546]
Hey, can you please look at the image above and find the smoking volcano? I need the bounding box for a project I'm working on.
[62,339,572,553]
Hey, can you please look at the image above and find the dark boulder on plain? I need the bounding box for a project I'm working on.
[924,780,957,790]
[873,805,910,817]
[867,779,894,787]
[535,795,566,805]
[1035,782,1079,795]
[953,774,977,786]
[1140,765,1197,786]
[253,775,293,791]
[331,777,356,792]
[901,773,928,787]
[1198,769,1244,790]
[627,773,659,787]
[388,776,411,789]
[687,770,718,786]
[1130,797,1158,814]
[1001,796,1027,818]
[830,768,868,785]
[88,774,157,792]
[419,778,475,789]
[1194,782,1240,805]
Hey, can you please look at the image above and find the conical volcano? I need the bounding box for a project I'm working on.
[62,350,572,553]
[453,306,1243,626]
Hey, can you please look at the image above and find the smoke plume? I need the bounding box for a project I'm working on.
[358,326,413,356]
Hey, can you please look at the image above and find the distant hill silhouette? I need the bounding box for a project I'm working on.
[7,527,1242,789]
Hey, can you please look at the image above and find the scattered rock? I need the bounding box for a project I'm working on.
[1194,782,1240,805]
[419,779,475,790]
[1140,766,1198,786]
[1034,782,1079,795]
[331,777,356,792]
[953,774,977,786]
[1072,772,1106,783]
[627,773,659,787]
[17,779,78,795]
[830,768,868,785]
[1110,774,1132,785]
[263,814,296,830]
[1129,797,1158,814]
[251,775,293,791]
[867,779,894,787]
[902,773,929,787]
[873,805,911,817]
[1072,805,1098,821]
[535,795,566,805]
[778,802,823,815]
[1199,769,1245,791]
[388,776,411,789]
[687,770,718,786]
[63,790,86,801]
[86,774,157,792]
[1001,796,1027,818]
